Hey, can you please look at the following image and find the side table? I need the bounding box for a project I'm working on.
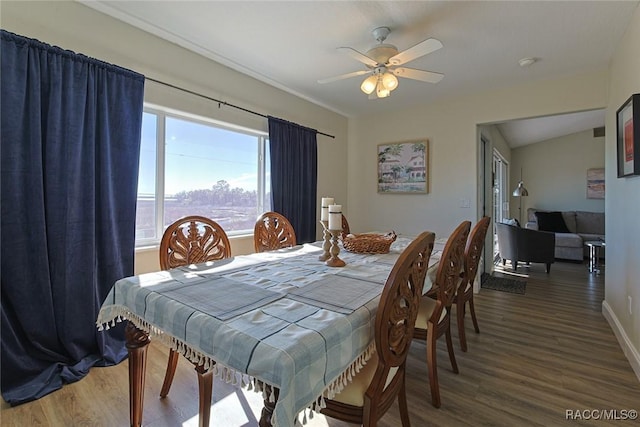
[585,240,605,273]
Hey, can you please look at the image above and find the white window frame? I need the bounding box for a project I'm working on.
[136,104,269,247]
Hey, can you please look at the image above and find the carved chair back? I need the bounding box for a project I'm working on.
[375,231,435,367]
[159,215,231,270]
[253,211,297,253]
[430,221,471,323]
[341,215,351,239]
[319,233,436,426]
[463,216,491,291]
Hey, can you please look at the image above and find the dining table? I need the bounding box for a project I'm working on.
[96,235,446,427]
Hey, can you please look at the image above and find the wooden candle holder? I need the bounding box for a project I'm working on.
[318,220,331,261]
[325,229,346,267]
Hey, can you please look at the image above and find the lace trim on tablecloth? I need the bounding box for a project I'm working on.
[97,307,375,426]
[295,342,375,425]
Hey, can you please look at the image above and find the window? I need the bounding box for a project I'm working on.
[135,107,270,246]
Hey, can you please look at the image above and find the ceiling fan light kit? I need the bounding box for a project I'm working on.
[319,26,444,99]
[360,67,399,97]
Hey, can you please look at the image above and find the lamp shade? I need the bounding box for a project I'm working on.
[382,72,398,91]
[360,75,378,94]
[376,79,390,98]
[512,181,529,197]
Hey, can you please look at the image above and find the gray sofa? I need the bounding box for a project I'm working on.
[525,208,605,261]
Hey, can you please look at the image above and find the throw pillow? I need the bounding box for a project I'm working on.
[535,211,570,233]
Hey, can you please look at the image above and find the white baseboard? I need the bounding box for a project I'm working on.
[602,300,640,382]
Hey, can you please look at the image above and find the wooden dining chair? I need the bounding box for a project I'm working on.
[413,221,471,408]
[253,211,297,252]
[321,231,435,427]
[456,216,491,352]
[341,214,351,239]
[158,215,231,427]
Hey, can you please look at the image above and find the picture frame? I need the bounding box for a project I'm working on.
[377,139,428,193]
[616,93,640,177]
[586,168,605,199]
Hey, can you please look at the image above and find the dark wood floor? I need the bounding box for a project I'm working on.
[2,260,639,426]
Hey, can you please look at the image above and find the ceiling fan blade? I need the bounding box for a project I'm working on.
[388,38,443,66]
[337,47,378,67]
[392,67,444,83]
[317,70,371,84]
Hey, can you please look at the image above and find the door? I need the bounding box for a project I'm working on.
[492,150,509,262]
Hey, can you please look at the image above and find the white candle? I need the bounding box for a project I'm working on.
[328,204,342,230]
[321,197,334,221]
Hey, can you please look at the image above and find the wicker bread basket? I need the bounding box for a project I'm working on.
[342,232,397,254]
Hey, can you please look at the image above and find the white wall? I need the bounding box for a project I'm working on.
[348,70,608,239]
[510,129,606,217]
[604,4,640,380]
[0,1,349,274]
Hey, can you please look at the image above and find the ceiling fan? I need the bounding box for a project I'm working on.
[318,26,444,99]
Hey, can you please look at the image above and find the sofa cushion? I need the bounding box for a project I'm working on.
[576,211,605,235]
[535,211,571,233]
[555,245,584,261]
[554,232,583,248]
[561,211,577,233]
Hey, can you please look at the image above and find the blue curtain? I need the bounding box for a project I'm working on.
[0,30,145,405]
[268,117,318,243]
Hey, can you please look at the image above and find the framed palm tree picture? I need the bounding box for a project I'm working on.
[377,139,428,193]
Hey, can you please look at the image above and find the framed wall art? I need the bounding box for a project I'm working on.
[616,93,640,177]
[377,139,428,193]
[586,168,605,199]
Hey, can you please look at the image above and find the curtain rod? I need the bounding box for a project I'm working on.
[146,77,335,139]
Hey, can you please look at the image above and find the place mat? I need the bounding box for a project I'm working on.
[159,277,285,320]
[286,275,381,314]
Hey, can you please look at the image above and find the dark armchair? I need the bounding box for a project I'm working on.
[496,223,555,273]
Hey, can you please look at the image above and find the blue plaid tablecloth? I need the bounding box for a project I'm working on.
[97,237,441,427]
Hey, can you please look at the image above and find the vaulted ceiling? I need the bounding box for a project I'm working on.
[81,0,638,146]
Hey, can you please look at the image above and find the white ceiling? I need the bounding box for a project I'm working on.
[82,0,637,146]
[496,109,606,147]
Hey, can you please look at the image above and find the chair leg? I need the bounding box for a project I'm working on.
[457,300,468,352]
[445,323,458,374]
[426,328,440,408]
[546,263,551,273]
[398,377,410,427]
[196,365,214,427]
[469,297,480,334]
[160,349,180,397]
[502,258,506,266]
